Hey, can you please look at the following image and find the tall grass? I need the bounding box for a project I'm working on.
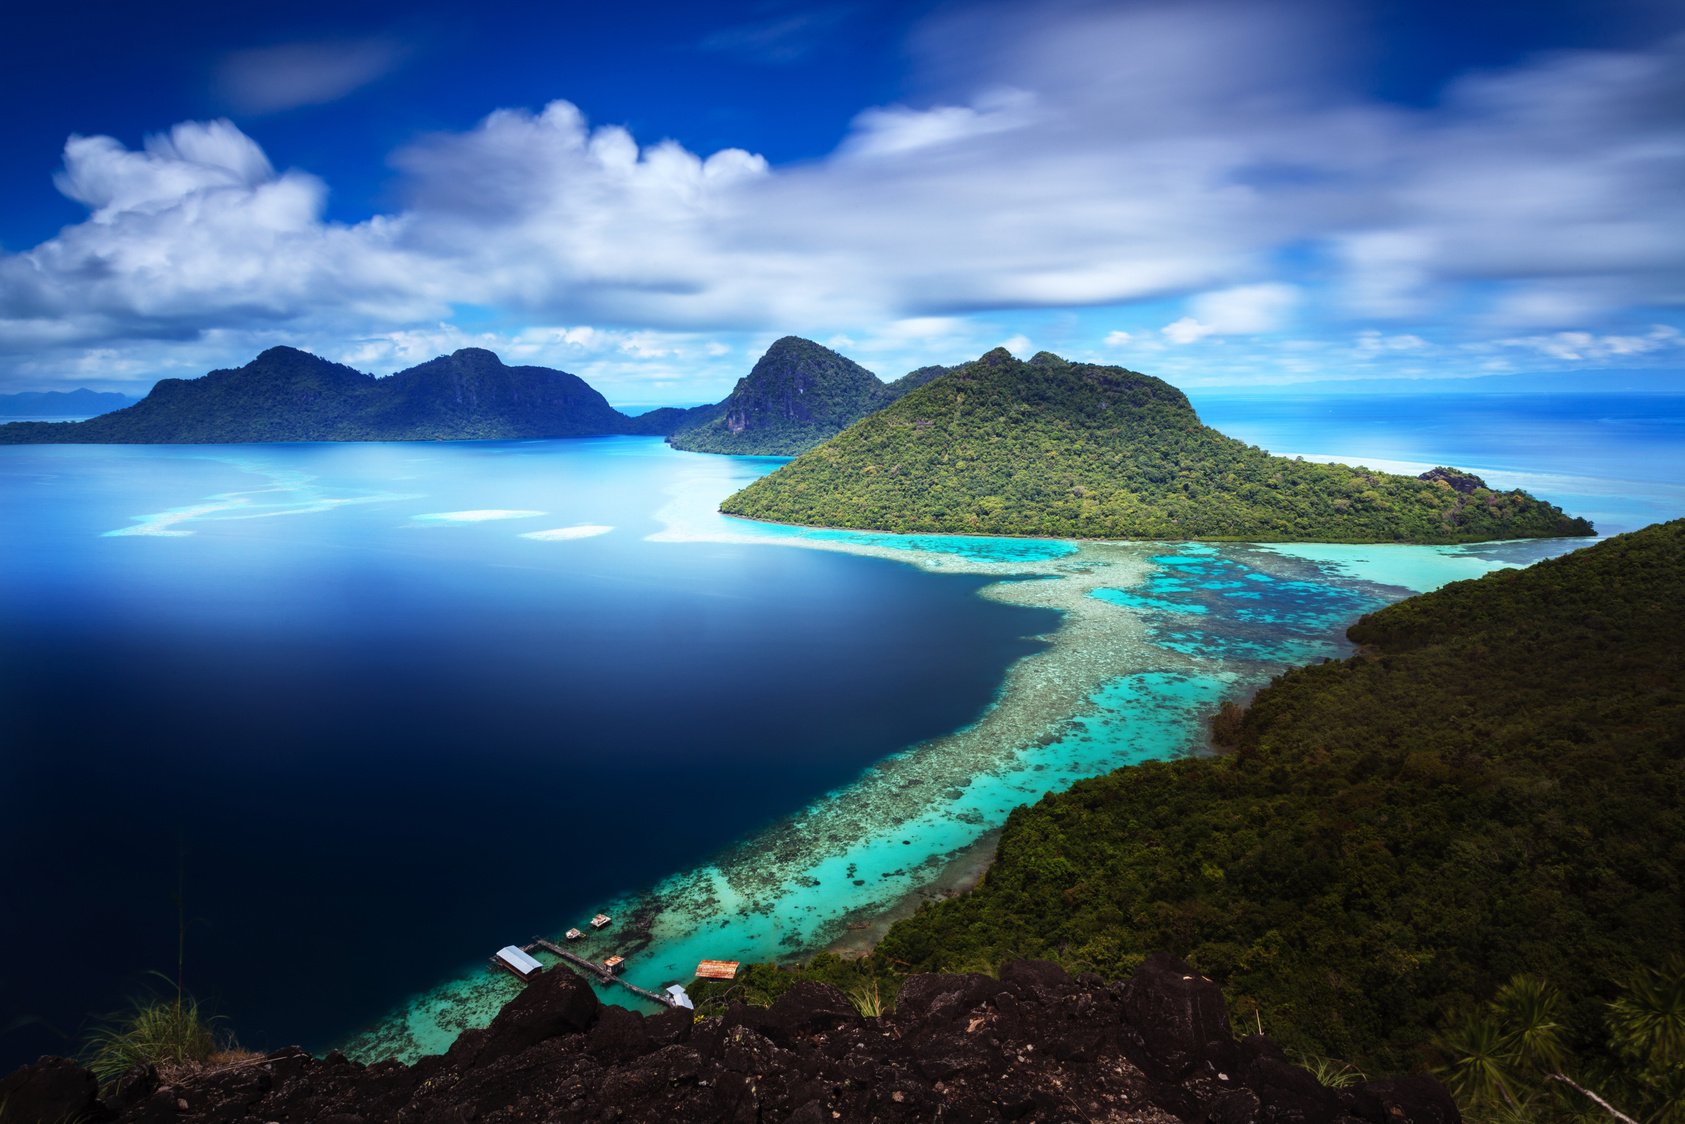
[82,980,224,1088]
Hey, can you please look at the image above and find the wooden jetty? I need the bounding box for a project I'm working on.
[524,938,681,1008]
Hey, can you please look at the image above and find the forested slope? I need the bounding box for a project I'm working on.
[872,521,1682,1095]
[722,348,1593,543]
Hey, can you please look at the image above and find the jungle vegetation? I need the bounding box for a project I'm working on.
[722,348,1594,543]
[695,520,1684,1121]
[668,336,904,456]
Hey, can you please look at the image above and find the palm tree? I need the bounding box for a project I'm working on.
[1608,956,1685,1073]
[1607,956,1685,1124]
[1495,975,1568,1072]
[1435,1008,1523,1113]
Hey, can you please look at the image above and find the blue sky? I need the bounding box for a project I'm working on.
[0,0,1680,402]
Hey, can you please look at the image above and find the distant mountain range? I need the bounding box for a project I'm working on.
[0,339,932,451]
[0,339,1595,544]
[723,347,1594,544]
[0,347,675,444]
[667,336,951,456]
[0,388,138,417]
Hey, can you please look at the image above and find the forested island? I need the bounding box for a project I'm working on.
[0,388,136,417]
[697,519,1685,1123]
[666,336,943,455]
[0,338,1600,548]
[0,347,649,444]
[0,337,930,453]
[723,348,1593,544]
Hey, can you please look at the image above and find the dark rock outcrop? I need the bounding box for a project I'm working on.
[1,957,1459,1123]
[0,1054,103,1122]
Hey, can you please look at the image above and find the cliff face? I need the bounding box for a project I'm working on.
[1,956,1459,1123]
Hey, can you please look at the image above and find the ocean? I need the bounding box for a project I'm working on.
[1,389,1679,1069]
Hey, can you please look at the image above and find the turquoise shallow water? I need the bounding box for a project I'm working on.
[6,399,1678,1067]
[345,447,1621,1062]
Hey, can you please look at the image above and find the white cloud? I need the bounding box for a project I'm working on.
[1001,334,1033,357]
[1162,283,1299,343]
[1103,330,1133,346]
[1354,329,1429,356]
[54,120,275,216]
[216,38,406,114]
[1,1,1682,391]
[1161,318,1214,345]
[1493,324,1683,363]
[842,89,1037,158]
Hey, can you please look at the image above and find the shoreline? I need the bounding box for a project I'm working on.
[341,456,1594,1065]
[822,827,1004,960]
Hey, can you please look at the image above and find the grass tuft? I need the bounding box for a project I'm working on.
[82,991,225,1089]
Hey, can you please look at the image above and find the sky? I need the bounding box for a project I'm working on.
[0,0,1681,403]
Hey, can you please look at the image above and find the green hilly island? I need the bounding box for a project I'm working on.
[722,348,1593,543]
[667,336,895,456]
[699,520,1685,1121]
[0,337,928,452]
[0,347,644,444]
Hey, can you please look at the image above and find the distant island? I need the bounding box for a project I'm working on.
[0,338,1593,544]
[723,347,1594,544]
[667,335,947,456]
[0,337,923,451]
[0,388,137,418]
[0,346,660,444]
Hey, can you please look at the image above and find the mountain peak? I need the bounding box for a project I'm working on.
[253,345,321,362]
[449,347,504,365]
[667,337,887,456]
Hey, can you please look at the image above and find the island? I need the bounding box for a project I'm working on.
[667,336,949,456]
[722,347,1595,543]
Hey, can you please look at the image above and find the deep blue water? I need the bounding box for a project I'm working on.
[2,390,1680,1072]
[0,438,1055,1067]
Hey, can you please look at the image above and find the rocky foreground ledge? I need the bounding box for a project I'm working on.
[2,955,1458,1123]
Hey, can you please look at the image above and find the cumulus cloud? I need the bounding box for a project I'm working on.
[1,118,439,353]
[1163,283,1300,343]
[1,0,1681,388]
[216,38,407,114]
[1493,324,1683,362]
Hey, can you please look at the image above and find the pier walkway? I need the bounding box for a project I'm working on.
[524,938,682,1008]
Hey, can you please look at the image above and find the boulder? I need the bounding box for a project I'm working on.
[1122,953,1238,1078]
[764,982,859,1040]
[891,972,999,1025]
[1242,1056,1341,1123]
[0,1057,105,1123]
[468,965,600,1064]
